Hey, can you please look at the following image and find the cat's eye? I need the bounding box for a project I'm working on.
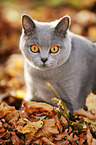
[50,46,59,54]
[30,45,39,53]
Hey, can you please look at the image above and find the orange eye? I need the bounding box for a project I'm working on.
[50,46,59,54]
[30,45,39,53]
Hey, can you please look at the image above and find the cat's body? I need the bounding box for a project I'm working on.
[20,15,96,113]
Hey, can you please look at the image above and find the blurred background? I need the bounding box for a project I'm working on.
[0,0,96,61]
[0,0,96,109]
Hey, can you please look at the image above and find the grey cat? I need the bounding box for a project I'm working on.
[20,14,96,113]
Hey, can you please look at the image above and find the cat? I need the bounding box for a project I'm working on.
[20,14,96,113]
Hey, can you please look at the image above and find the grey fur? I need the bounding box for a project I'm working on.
[20,14,96,113]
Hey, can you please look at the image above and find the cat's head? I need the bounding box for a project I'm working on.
[20,14,71,70]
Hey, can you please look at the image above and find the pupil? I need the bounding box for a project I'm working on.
[53,47,55,51]
[34,47,36,50]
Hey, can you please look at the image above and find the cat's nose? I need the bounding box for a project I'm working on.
[41,58,48,63]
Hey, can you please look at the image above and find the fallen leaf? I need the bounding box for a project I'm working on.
[41,137,55,145]
[16,120,43,134]
[42,118,59,137]
[22,100,53,112]
[87,129,96,145]
[55,115,63,133]
[74,108,96,120]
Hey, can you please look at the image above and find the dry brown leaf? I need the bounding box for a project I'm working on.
[90,124,96,138]
[87,129,96,145]
[35,111,49,116]
[0,126,5,135]
[35,129,44,138]
[74,108,96,120]
[54,139,69,145]
[42,118,59,137]
[55,133,67,141]
[0,102,16,118]
[41,137,55,145]
[16,120,43,134]
[83,117,96,125]
[33,139,43,145]
[17,118,26,126]
[60,115,68,127]
[25,132,35,145]
[64,130,78,142]
[11,132,21,145]
[22,100,53,112]
[86,93,96,111]
[25,107,39,114]
[5,110,19,122]
[77,138,86,145]
[19,108,28,120]
[11,132,24,145]
[55,115,63,133]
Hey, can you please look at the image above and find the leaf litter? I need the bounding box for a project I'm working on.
[0,97,96,144]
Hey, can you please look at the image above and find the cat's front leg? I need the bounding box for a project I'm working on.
[24,84,38,101]
[24,90,34,101]
[24,88,45,102]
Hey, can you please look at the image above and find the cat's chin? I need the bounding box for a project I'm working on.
[32,64,54,71]
[35,65,51,71]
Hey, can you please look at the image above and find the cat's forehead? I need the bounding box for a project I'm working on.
[35,21,55,35]
[32,22,56,47]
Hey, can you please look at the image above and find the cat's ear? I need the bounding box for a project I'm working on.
[22,14,36,34]
[55,16,70,36]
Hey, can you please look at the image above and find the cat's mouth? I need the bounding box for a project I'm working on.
[40,63,48,69]
[42,63,46,67]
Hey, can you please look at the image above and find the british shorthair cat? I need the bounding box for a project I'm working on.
[20,14,96,113]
